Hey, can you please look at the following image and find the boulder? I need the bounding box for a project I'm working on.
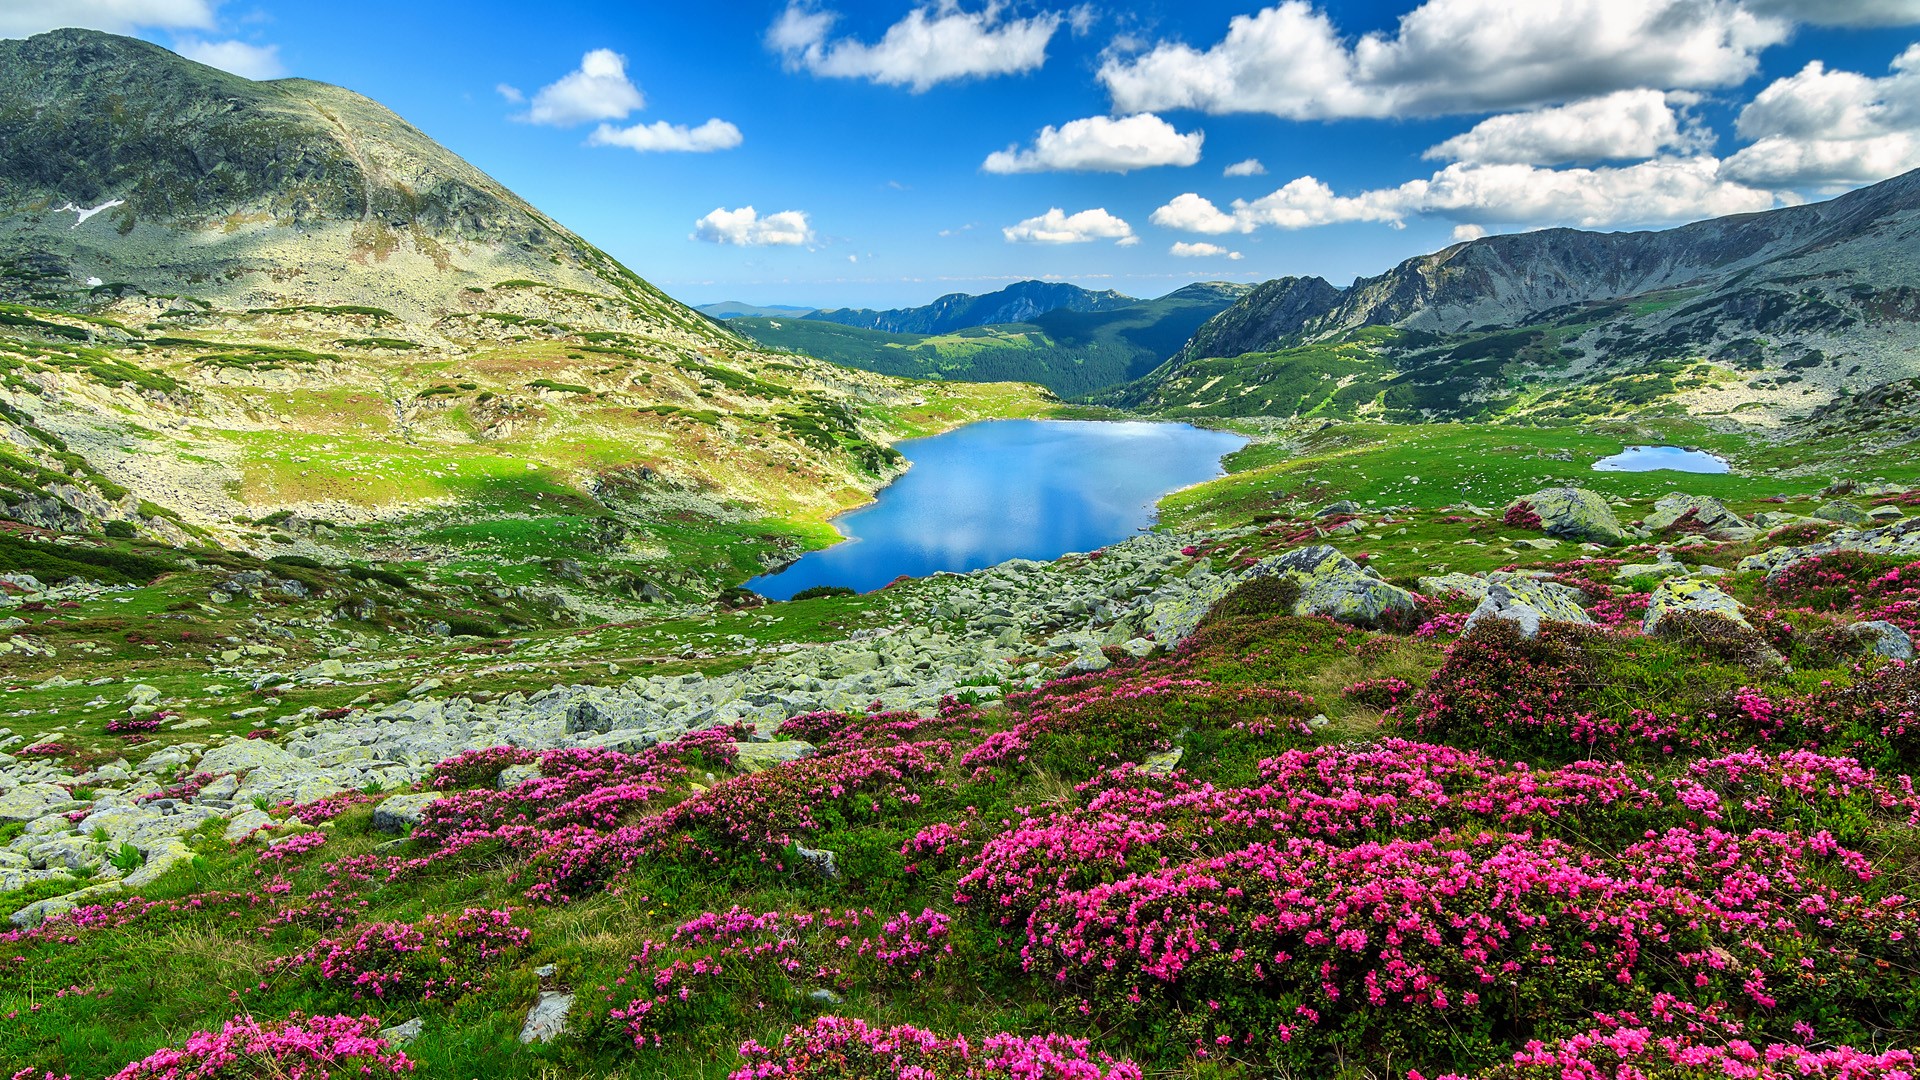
[1247,546,1417,627]
[1506,488,1627,545]
[1845,620,1915,660]
[1313,501,1361,518]
[1462,579,1593,639]
[223,808,274,842]
[732,740,818,773]
[791,843,839,879]
[1740,517,1920,578]
[0,783,73,824]
[1644,494,1754,539]
[198,739,297,774]
[371,793,441,834]
[518,990,573,1045]
[1642,579,1754,636]
[1813,501,1871,525]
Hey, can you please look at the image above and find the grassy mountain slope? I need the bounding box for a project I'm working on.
[0,30,1053,614]
[736,282,1251,397]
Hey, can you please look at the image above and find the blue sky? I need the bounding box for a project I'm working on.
[9,1,1920,308]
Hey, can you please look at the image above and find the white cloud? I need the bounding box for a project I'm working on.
[1452,223,1488,241]
[1223,158,1267,177]
[1170,241,1243,259]
[589,118,743,153]
[1425,89,1701,165]
[693,206,815,246]
[1099,0,1788,120]
[768,1,1062,92]
[521,49,645,127]
[1149,192,1241,234]
[495,83,524,103]
[1153,158,1777,233]
[1742,0,1920,26]
[982,113,1202,174]
[1002,207,1138,244]
[1723,48,1920,188]
[0,0,215,36]
[172,37,283,79]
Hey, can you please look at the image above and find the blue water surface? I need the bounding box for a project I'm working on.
[746,420,1247,600]
[1591,445,1730,473]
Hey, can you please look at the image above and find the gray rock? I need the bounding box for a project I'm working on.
[1506,487,1627,545]
[198,740,297,774]
[792,843,839,879]
[1314,501,1361,518]
[1813,501,1871,525]
[1248,546,1417,627]
[371,793,441,834]
[1845,620,1915,660]
[379,1017,423,1048]
[1643,579,1755,636]
[1139,747,1184,776]
[518,990,573,1044]
[1463,579,1593,639]
[0,783,72,824]
[223,808,273,842]
[1644,494,1752,538]
[732,741,817,773]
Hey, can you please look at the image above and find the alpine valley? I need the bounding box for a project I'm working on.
[2,24,1920,1080]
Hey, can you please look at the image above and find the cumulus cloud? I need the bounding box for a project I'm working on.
[1002,207,1138,244]
[1223,158,1267,177]
[1723,48,1920,188]
[768,1,1062,92]
[1099,0,1788,120]
[1170,241,1243,259]
[693,207,815,246]
[1153,158,1777,233]
[521,49,646,126]
[1149,192,1241,234]
[173,37,283,79]
[982,114,1202,174]
[590,119,743,153]
[1452,223,1489,241]
[0,0,214,36]
[1742,0,1920,26]
[1425,89,1703,165]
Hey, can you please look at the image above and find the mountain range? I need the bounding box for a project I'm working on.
[1115,169,1920,427]
[733,281,1251,397]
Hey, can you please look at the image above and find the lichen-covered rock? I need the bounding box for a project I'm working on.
[1644,494,1755,539]
[371,792,441,834]
[198,739,298,775]
[1845,620,1915,660]
[1248,546,1417,628]
[732,740,818,773]
[1740,517,1920,578]
[1506,488,1627,545]
[0,782,73,824]
[1814,501,1871,524]
[1462,579,1594,639]
[1643,579,1753,635]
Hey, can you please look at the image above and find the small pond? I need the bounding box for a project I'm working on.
[1591,445,1730,473]
[746,419,1247,600]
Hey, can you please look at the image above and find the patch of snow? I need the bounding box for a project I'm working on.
[86,277,103,287]
[54,199,126,228]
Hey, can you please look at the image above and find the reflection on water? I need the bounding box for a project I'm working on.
[746,420,1247,600]
[1592,445,1730,473]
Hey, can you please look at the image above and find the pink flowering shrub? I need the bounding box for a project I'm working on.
[1761,554,1920,638]
[428,745,538,790]
[729,1016,1143,1079]
[266,908,528,1002]
[601,906,962,1049]
[1425,995,1919,1080]
[108,1013,412,1079]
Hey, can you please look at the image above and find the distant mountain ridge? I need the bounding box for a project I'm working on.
[806,280,1138,335]
[1123,169,1920,425]
[735,282,1251,398]
[697,301,818,319]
